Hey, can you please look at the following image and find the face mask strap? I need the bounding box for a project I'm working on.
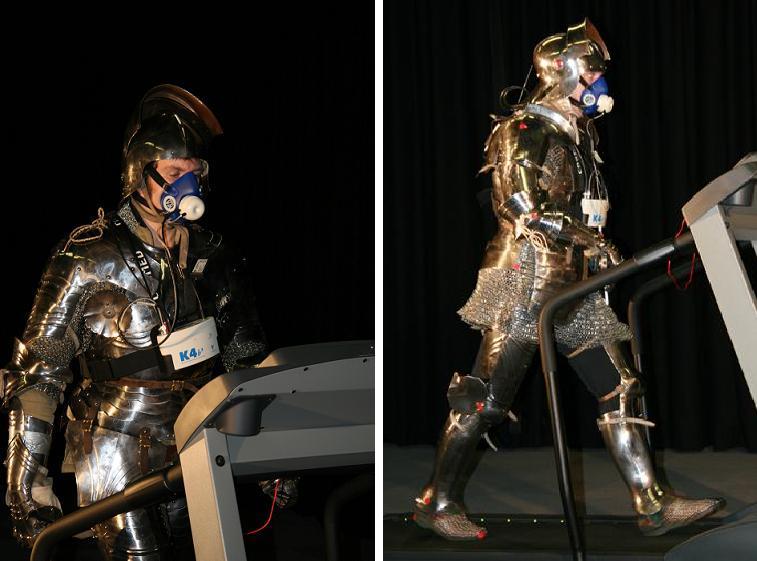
[143,164,171,192]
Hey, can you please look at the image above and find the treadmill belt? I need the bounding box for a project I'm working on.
[384,513,721,561]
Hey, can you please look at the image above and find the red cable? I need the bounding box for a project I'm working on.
[666,218,698,291]
[246,480,280,536]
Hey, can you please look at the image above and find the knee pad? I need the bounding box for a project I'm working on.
[447,373,508,425]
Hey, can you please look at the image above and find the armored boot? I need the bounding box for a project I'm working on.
[598,346,724,536]
[413,371,517,540]
[599,410,724,535]
[414,411,489,540]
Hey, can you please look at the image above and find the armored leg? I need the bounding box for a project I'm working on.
[161,496,195,560]
[93,508,168,561]
[414,331,535,540]
[67,423,180,559]
[598,342,724,536]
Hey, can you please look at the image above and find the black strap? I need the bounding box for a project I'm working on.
[144,165,171,190]
[111,214,159,300]
[84,348,174,382]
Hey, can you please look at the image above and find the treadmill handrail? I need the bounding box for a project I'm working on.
[30,464,183,561]
[537,231,695,561]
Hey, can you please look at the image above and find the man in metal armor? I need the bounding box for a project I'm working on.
[413,19,724,541]
[1,85,282,559]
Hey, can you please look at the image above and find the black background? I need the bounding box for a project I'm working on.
[1,7,374,560]
[385,0,757,450]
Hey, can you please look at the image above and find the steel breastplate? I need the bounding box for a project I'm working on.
[78,219,216,382]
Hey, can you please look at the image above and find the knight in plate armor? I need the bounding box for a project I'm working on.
[1,85,286,559]
[413,19,724,541]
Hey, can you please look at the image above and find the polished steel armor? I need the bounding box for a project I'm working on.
[413,18,723,541]
[2,86,268,559]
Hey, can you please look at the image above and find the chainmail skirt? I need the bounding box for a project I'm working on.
[458,265,631,355]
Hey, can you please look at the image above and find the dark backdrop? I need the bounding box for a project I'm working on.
[385,0,757,450]
[4,16,374,356]
[1,8,373,560]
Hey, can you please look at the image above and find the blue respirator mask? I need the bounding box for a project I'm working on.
[573,76,612,117]
[144,164,206,223]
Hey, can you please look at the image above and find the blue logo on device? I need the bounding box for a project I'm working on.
[179,347,204,362]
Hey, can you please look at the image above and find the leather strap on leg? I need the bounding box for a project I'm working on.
[138,427,152,475]
[165,445,178,465]
[70,392,99,455]
[80,404,98,455]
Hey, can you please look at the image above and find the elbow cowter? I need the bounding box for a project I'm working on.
[1,338,71,411]
[498,190,565,238]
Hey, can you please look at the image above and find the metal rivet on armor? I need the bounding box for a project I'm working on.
[215,455,225,466]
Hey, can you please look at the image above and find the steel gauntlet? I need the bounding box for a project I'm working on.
[3,391,63,547]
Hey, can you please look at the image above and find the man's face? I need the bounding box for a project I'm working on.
[143,158,204,211]
[570,71,603,100]
[568,71,604,116]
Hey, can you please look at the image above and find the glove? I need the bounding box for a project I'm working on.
[259,477,301,509]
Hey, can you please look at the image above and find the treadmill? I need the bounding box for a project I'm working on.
[31,339,375,561]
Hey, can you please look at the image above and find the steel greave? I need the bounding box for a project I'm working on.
[417,412,489,514]
[598,411,664,515]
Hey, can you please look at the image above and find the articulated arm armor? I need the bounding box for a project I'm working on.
[475,105,622,318]
[1,245,81,546]
[201,238,268,372]
[484,107,608,251]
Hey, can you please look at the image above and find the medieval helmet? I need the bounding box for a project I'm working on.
[530,18,610,104]
[121,84,223,197]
